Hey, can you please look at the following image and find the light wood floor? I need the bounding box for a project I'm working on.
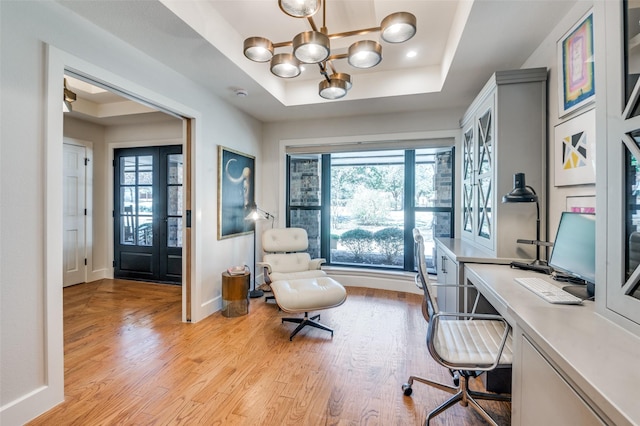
[28,279,510,425]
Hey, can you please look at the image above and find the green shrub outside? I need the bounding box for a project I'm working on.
[373,227,404,262]
[340,228,374,261]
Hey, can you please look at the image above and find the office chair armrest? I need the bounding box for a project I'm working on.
[309,258,326,270]
[429,312,511,371]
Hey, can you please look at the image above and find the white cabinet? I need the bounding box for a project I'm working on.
[516,335,603,425]
[461,68,547,259]
[435,249,461,312]
[435,238,511,313]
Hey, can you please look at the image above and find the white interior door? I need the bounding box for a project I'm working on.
[63,142,86,286]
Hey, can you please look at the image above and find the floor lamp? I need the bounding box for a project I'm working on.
[502,172,551,271]
[245,205,274,298]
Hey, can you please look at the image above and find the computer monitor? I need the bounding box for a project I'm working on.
[548,212,596,297]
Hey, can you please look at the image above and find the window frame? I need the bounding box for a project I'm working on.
[285,145,455,273]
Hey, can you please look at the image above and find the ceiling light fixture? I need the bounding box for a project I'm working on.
[243,0,416,100]
[63,78,77,112]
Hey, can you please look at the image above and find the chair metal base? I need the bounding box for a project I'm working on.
[402,371,510,426]
[282,312,333,341]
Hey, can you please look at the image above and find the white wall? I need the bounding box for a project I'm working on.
[522,1,596,241]
[0,1,262,424]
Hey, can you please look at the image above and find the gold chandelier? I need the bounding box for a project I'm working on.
[243,0,417,100]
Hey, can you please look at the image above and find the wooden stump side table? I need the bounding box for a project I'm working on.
[221,271,250,317]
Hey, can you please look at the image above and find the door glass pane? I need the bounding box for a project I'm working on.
[137,216,153,246]
[463,182,473,233]
[138,187,153,214]
[167,186,183,216]
[625,2,640,118]
[624,133,640,299]
[138,155,153,184]
[121,187,136,214]
[478,176,492,239]
[120,215,135,245]
[478,109,493,176]
[167,217,182,248]
[168,154,183,185]
[463,128,474,180]
[121,156,136,185]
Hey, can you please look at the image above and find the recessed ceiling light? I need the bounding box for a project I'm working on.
[406,50,417,58]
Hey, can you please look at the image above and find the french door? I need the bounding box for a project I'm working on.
[114,145,183,284]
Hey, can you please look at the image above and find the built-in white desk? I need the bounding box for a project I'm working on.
[465,263,640,425]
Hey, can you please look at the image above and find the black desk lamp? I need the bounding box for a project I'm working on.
[502,173,549,268]
[245,204,274,298]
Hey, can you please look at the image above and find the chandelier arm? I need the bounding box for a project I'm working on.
[328,26,381,39]
[273,41,293,48]
[327,53,348,61]
[307,16,319,32]
[317,62,330,82]
[328,61,338,75]
[322,0,326,28]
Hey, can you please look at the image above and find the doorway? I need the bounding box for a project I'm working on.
[113,145,183,284]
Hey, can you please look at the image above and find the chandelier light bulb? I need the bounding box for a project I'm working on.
[270,53,301,78]
[319,78,348,100]
[279,0,320,18]
[330,72,352,90]
[293,31,330,63]
[243,37,274,62]
[348,40,382,69]
[380,12,417,43]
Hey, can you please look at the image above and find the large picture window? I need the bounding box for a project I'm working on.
[287,147,454,272]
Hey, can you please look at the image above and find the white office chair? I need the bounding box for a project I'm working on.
[403,229,512,425]
[258,227,347,340]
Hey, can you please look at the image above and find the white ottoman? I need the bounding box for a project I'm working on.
[271,276,347,340]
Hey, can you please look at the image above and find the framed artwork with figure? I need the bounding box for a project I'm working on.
[557,9,595,117]
[218,146,255,240]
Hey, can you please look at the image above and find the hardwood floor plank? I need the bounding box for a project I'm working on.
[27,279,510,425]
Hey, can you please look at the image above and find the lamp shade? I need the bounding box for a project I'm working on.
[319,78,348,100]
[293,31,330,63]
[270,53,301,78]
[279,0,320,18]
[348,40,382,69]
[329,72,352,90]
[380,12,417,43]
[502,173,538,203]
[243,37,274,62]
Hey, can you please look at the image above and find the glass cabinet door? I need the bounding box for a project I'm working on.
[476,105,494,246]
[462,126,475,235]
[603,0,640,325]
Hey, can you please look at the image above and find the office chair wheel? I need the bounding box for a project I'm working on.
[402,383,413,396]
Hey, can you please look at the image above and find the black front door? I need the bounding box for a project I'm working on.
[114,145,183,284]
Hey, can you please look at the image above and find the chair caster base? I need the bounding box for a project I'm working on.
[282,312,334,340]
[402,383,413,396]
